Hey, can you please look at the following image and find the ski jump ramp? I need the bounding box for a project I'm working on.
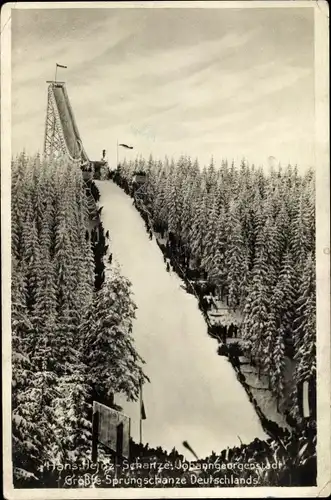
[44,81,98,221]
[44,81,90,166]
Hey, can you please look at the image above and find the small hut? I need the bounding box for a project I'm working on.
[132,170,147,186]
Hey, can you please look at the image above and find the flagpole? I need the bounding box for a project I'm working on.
[55,64,57,82]
[117,140,119,168]
[139,378,143,445]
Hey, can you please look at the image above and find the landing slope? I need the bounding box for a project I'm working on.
[97,180,267,459]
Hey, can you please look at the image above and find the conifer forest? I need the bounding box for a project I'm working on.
[11,154,147,484]
[11,151,317,488]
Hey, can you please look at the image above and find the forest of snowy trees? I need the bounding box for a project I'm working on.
[11,154,147,485]
[114,155,316,422]
[10,151,317,488]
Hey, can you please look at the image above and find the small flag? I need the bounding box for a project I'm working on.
[56,63,67,69]
[141,400,146,420]
[119,144,133,149]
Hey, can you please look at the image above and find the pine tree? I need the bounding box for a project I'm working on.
[214,209,228,295]
[242,242,270,371]
[271,326,286,410]
[225,202,249,309]
[83,267,148,404]
[274,251,297,346]
[293,254,316,385]
[153,171,168,228]
[201,195,219,271]
[179,181,195,264]
[190,188,208,267]
[290,195,311,269]
[205,157,217,193]
[262,304,277,387]
[168,169,183,237]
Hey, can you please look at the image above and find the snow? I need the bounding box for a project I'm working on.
[96,180,267,460]
[240,366,291,431]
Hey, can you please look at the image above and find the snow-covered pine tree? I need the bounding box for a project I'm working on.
[225,201,249,310]
[20,182,42,313]
[179,177,196,265]
[153,173,168,229]
[161,159,176,230]
[209,208,228,297]
[273,251,297,351]
[82,266,148,405]
[201,195,220,273]
[241,235,270,372]
[205,157,217,193]
[290,194,312,271]
[189,187,208,267]
[271,326,286,411]
[262,301,277,389]
[168,166,184,238]
[275,202,291,261]
[262,212,281,289]
[291,253,316,420]
[206,240,226,296]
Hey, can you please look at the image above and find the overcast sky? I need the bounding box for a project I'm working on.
[11,5,315,170]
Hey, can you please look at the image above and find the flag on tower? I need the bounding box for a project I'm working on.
[56,63,67,68]
[119,144,133,149]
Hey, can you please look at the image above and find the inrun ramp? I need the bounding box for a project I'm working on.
[43,81,97,219]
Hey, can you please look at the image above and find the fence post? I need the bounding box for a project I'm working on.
[92,402,99,463]
[116,422,124,459]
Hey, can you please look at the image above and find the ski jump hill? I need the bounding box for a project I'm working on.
[44,81,98,222]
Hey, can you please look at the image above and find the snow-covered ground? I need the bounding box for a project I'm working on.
[96,180,267,460]
[240,366,291,431]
